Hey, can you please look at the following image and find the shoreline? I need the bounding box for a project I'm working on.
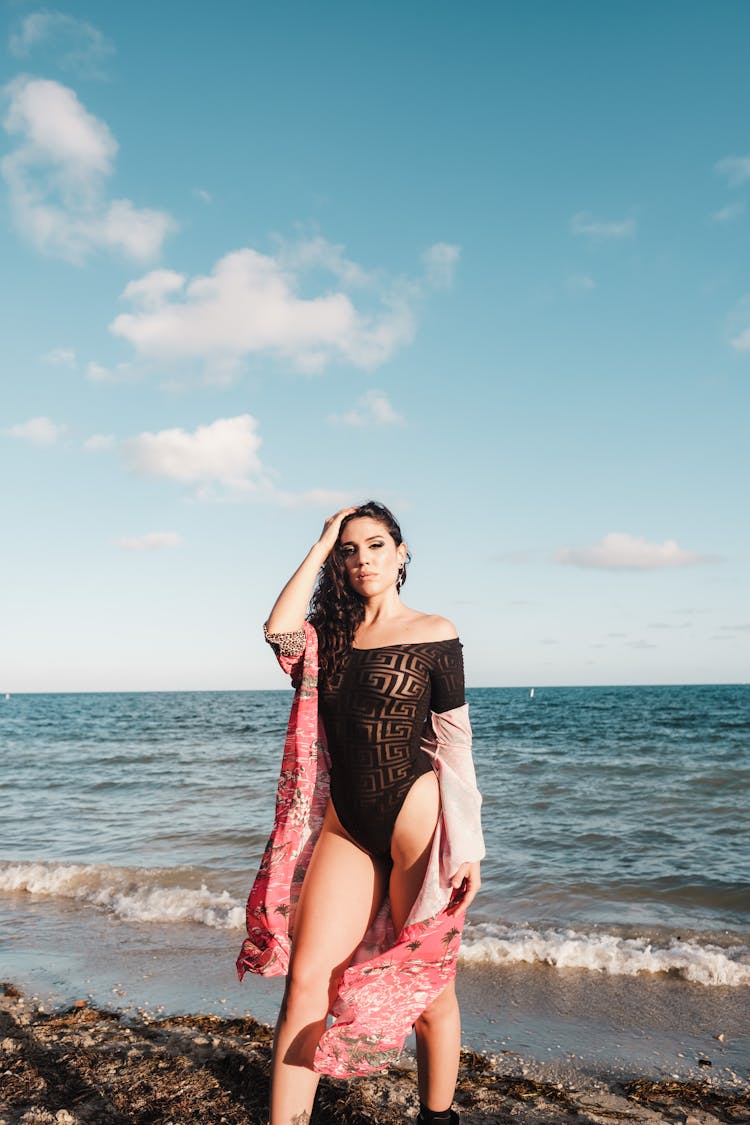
[4,902,749,1082]
[2,984,749,1125]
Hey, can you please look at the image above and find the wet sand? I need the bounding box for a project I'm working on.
[2,984,749,1125]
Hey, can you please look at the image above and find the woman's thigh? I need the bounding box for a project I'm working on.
[288,801,388,1003]
[389,769,441,935]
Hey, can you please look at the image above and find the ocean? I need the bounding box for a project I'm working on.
[1,684,748,1080]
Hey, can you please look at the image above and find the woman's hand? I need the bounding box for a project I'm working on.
[447,861,481,915]
[317,507,357,557]
[265,507,358,635]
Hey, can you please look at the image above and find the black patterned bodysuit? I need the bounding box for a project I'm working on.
[318,639,465,860]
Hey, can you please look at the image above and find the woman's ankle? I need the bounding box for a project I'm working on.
[417,1104,458,1124]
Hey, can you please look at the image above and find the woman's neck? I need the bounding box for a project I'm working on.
[360,590,403,627]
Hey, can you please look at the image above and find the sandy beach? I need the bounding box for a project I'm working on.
[2,984,748,1125]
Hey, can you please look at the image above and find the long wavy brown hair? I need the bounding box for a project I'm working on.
[308,501,409,679]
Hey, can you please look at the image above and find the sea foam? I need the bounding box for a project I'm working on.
[0,861,246,931]
[3,860,749,986]
[460,921,750,986]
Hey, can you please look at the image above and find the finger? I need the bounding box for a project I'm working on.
[450,865,469,890]
[448,871,481,914]
[320,508,357,547]
[446,877,467,914]
[464,874,481,907]
[324,508,356,533]
[448,889,476,915]
[461,883,480,911]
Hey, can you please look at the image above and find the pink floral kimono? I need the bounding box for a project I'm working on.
[236,622,485,1078]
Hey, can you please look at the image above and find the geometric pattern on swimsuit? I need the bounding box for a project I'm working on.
[318,638,465,860]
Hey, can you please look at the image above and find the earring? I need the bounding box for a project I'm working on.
[396,562,406,590]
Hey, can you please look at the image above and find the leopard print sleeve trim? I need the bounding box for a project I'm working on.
[263,622,307,657]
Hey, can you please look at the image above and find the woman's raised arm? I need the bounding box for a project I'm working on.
[265,507,356,634]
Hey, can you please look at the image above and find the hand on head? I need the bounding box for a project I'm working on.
[318,507,358,556]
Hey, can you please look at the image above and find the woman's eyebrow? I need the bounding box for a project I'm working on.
[340,535,384,547]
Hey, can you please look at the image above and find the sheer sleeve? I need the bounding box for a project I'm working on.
[429,639,466,713]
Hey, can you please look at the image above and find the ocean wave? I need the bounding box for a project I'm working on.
[3,861,749,986]
[0,861,246,931]
[460,921,750,986]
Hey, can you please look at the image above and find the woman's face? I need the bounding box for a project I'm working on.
[339,516,405,597]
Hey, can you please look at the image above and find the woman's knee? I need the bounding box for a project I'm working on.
[283,958,338,1017]
[414,982,458,1032]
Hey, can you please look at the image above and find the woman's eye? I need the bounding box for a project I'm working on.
[371,541,384,549]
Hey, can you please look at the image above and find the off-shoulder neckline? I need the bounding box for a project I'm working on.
[351,637,461,652]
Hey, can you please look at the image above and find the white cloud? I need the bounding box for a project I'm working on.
[121,269,186,310]
[42,346,76,366]
[86,361,112,382]
[1,77,174,264]
[120,414,347,506]
[556,532,718,570]
[9,11,114,79]
[86,360,134,383]
[275,234,371,288]
[110,241,419,375]
[84,433,115,450]
[193,188,212,204]
[715,155,750,187]
[564,273,595,293]
[422,243,460,289]
[5,76,115,176]
[5,416,66,445]
[730,328,750,351]
[570,212,636,239]
[116,532,182,551]
[98,199,174,262]
[329,389,404,428]
[711,201,744,224]
[122,415,265,489]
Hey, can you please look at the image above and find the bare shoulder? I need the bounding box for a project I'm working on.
[356,608,459,648]
[406,612,459,642]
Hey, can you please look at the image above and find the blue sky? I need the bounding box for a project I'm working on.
[1,0,748,691]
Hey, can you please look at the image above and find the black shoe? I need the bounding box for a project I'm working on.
[416,1111,458,1125]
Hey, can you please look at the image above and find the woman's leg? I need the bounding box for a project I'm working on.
[391,772,461,1115]
[270,801,387,1125]
[413,979,461,1114]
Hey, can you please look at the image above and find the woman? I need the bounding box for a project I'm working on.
[237,502,484,1125]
